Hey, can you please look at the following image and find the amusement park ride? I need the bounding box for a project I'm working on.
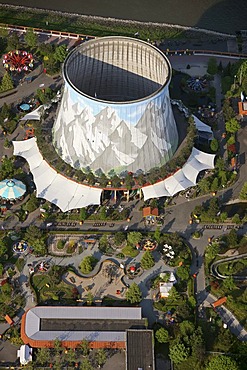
[2,50,34,73]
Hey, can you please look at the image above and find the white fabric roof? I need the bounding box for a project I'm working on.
[193,115,213,134]
[13,138,102,212]
[19,106,43,121]
[142,147,215,200]
[17,345,32,365]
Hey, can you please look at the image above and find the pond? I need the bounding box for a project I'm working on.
[222,203,247,218]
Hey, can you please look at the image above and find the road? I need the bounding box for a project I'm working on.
[0,41,246,339]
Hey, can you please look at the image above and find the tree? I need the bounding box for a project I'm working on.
[210,138,219,152]
[206,355,239,370]
[31,238,47,256]
[48,265,64,285]
[66,348,76,364]
[25,225,44,244]
[141,251,155,270]
[114,232,126,245]
[225,118,241,134]
[80,207,87,221]
[232,213,241,224]
[220,212,228,222]
[99,234,108,252]
[126,282,142,304]
[36,348,51,365]
[207,198,220,219]
[155,327,169,343]
[0,263,3,276]
[222,276,236,292]
[169,342,189,364]
[211,178,219,192]
[0,157,15,180]
[154,226,161,243]
[179,320,195,337]
[222,99,235,121]
[176,265,190,281]
[86,291,94,305]
[190,327,205,362]
[1,282,12,298]
[198,178,211,194]
[95,349,107,367]
[7,32,20,50]
[127,231,142,246]
[167,286,180,303]
[0,72,14,92]
[23,193,39,213]
[216,327,235,352]
[205,242,219,262]
[239,182,247,200]
[215,158,226,172]
[227,229,238,247]
[54,44,69,63]
[79,256,97,274]
[241,288,247,303]
[79,339,90,356]
[218,170,228,187]
[24,28,38,49]
[81,358,93,370]
[99,206,107,220]
[0,239,7,258]
[207,57,218,75]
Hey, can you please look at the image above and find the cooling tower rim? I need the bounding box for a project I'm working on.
[62,36,172,105]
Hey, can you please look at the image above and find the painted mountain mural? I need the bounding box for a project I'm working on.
[53,86,178,174]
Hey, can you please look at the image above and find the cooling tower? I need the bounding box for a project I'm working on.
[53,36,178,175]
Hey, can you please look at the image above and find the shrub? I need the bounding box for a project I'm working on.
[57,240,65,249]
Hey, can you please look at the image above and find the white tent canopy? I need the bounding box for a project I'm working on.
[142,147,215,201]
[192,114,213,134]
[17,345,32,365]
[19,106,43,121]
[13,138,102,212]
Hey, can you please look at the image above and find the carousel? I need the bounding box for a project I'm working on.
[2,50,34,73]
[0,179,26,201]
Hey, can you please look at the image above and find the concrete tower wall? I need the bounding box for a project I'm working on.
[53,37,178,175]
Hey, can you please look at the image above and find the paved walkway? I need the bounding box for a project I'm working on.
[203,293,247,340]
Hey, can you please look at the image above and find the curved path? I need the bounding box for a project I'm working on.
[210,253,247,281]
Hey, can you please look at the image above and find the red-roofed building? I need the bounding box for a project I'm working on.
[142,207,159,218]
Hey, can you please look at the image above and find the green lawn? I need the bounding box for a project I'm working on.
[32,274,75,303]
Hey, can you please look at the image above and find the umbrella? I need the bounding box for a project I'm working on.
[0,179,26,200]
[19,103,30,111]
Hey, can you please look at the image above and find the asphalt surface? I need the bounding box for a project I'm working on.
[0,36,247,343]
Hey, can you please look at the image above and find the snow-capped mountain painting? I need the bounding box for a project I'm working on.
[53,84,178,174]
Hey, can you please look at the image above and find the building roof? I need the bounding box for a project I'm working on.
[13,138,102,212]
[142,207,159,217]
[238,101,247,116]
[142,147,215,200]
[159,282,174,296]
[126,330,154,370]
[21,306,144,347]
[17,345,32,365]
